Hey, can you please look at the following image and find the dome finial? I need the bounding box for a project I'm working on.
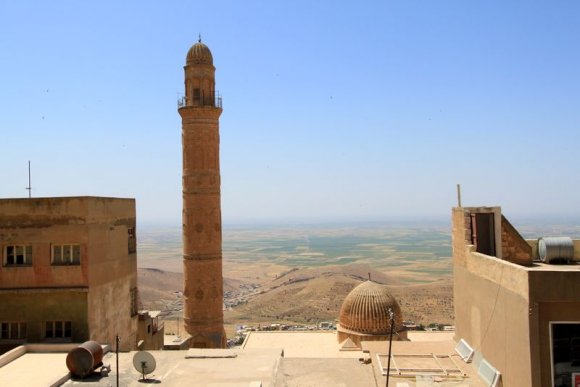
[198,33,202,43]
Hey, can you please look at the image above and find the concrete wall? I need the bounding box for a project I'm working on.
[528,271,580,386]
[84,208,138,350]
[0,290,89,354]
[454,254,533,387]
[453,207,534,386]
[0,197,92,289]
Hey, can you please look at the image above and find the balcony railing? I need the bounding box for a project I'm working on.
[178,91,222,109]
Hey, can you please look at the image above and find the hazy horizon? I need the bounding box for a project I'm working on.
[138,216,580,237]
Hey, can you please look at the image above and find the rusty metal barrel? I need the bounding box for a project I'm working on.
[66,341,103,378]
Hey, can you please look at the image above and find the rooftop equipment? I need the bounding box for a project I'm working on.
[66,340,104,378]
[133,350,157,381]
[538,237,574,264]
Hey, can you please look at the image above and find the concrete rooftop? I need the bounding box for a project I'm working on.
[0,332,488,387]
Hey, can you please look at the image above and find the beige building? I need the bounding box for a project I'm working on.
[452,206,580,387]
[0,197,138,353]
[136,311,164,350]
[178,39,226,348]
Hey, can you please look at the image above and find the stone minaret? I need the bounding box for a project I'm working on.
[178,38,226,348]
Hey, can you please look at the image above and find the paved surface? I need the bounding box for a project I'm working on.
[0,333,487,386]
[243,331,362,358]
[0,352,69,387]
[63,348,283,387]
[275,358,377,387]
[364,340,485,387]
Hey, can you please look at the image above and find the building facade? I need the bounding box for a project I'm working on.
[452,206,580,386]
[178,39,226,348]
[0,197,138,354]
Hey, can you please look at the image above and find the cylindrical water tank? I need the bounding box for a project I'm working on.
[538,237,574,264]
[66,341,103,378]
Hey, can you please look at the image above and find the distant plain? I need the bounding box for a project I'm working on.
[139,223,453,283]
[137,221,580,330]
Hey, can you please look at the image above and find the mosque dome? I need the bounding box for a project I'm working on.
[339,280,403,335]
[186,40,213,66]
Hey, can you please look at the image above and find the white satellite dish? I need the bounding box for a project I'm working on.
[133,351,156,381]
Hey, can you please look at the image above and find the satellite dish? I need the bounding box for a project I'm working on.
[133,351,156,381]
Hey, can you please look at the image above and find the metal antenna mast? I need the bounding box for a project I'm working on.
[26,161,32,198]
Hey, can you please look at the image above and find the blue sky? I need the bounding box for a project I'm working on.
[1,1,579,224]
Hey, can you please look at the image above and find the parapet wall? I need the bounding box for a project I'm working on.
[454,251,533,387]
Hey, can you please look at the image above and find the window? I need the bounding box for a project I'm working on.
[45,321,72,339]
[551,322,580,387]
[130,287,139,317]
[4,245,32,266]
[0,322,26,340]
[51,244,80,265]
[128,227,136,254]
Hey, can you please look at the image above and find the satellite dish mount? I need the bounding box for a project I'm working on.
[132,350,157,382]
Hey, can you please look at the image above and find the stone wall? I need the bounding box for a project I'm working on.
[501,215,533,266]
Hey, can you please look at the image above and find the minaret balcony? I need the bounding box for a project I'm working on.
[178,92,222,109]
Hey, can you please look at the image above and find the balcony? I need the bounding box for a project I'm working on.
[178,91,222,109]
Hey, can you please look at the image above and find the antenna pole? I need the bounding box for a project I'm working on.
[456,184,462,207]
[116,335,120,387]
[385,308,395,387]
[27,161,32,198]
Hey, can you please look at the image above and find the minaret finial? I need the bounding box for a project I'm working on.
[198,34,202,43]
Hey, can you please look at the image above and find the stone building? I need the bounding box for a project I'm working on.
[452,205,580,386]
[0,197,138,354]
[136,310,164,350]
[337,280,406,349]
[178,39,226,348]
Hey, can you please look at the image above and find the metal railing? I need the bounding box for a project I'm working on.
[178,91,222,109]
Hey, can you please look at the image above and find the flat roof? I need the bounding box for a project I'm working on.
[0,333,489,386]
[61,348,282,387]
[526,261,580,272]
[0,196,134,202]
[0,352,69,387]
[364,339,486,386]
[242,331,362,358]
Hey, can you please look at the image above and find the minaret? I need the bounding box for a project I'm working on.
[178,38,226,348]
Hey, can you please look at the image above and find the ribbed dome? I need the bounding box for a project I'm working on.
[339,281,403,335]
[186,40,213,66]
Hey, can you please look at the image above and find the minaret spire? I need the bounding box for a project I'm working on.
[179,39,226,348]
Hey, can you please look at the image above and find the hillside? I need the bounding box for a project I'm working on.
[138,263,454,326]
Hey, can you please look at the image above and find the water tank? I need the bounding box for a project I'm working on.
[66,341,104,378]
[538,237,574,264]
